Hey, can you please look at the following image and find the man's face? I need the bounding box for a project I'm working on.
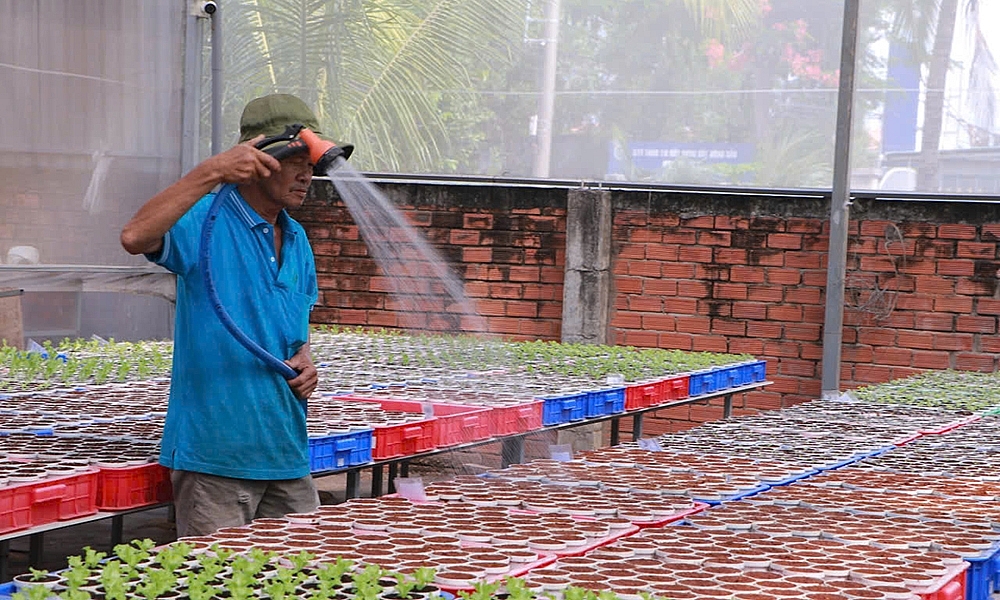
[262,151,313,209]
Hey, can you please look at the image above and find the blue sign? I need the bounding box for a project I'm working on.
[608,141,754,176]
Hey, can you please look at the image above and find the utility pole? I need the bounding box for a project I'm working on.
[820,0,861,398]
[532,0,561,178]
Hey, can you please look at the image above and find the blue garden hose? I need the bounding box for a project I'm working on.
[199,183,299,380]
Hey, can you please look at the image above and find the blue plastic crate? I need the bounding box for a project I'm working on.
[584,388,625,418]
[540,392,588,425]
[714,365,742,390]
[749,360,767,382]
[0,581,13,600]
[309,429,373,473]
[966,546,1000,600]
[692,483,771,506]
[688,371,717,396]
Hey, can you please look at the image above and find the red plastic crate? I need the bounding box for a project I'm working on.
[658,374,690,403]
[0,482,34,534]
[625,381,661,410]
[334,397,438,460]
[489,400,544,436]
[426,403,492,447]
[96,463,172,510]
[918,563,968,600]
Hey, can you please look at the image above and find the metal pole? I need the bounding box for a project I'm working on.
[210,4,223,156]
[820,0,862,398]
[181,8,205,173]
[532,0,561,178]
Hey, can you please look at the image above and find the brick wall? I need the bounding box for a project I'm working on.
[296,181,1000,435]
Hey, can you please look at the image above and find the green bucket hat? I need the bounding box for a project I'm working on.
[238,93,331,146]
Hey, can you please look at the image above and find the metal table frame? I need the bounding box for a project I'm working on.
[0,503,172,581]
[316,382,770,498]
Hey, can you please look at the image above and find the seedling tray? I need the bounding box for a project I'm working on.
[0,469,99,533]
[488,400,544,436]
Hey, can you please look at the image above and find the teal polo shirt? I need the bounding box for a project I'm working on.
[147,187,318,480]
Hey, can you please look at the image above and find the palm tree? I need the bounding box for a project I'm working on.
[212,0,527,172]
[888,0,998,190]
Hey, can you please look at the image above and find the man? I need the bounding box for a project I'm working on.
[121,94,330,536]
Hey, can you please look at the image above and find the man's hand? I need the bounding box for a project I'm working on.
[206,135,282,185]
[285,345,318,400]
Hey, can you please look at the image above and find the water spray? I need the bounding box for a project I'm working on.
[199,126,353,381]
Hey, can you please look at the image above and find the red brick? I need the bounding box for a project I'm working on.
[800,343,824,360]
[860,221,896,237]
[956,315,997,333]
[982,337,1000,353]
[767,233,802,249]
[849,238,878,254]
[698,300,731,317]
[897,331,934,350]
[749,217,786,232]
[932,333,974,351]
[461,247,493,263]
[955,353,996,372]
[642,314,676,330]
[957,242,996,259]
[509,266,541,282]
[616,212,649,226]
[629,229,663,243]
[766,376,800,394]
[524,284,559,301]
[715,216,750,230]
[859,256,899,272]
[505,302,538,318]
[915,313,954,331]
[787,218,823,234]
[729,266,765,283]
[449,230,481,245]
[763,341,802,358]
[714,248,748,264]
[616,244,645,260]
[899,260,937,275]
[695,265,730,281]
[693,336,729,353]
[895,295,934,311]
[678,281,712,297]
[538,303,563,319]
[786,253,823,269]
[747,321,783,338]
[768,305,803,322]
[622,330,658,347]
[676,316,711,334]
[711,319,746,336]
[914,276,956,295]
[664,298,698,314]
[714,283,748,300]
[784,324,821,341]
[880,347,915,366]
[802,236,828,252]
[936,259,975,276]
[748,286,784,302]
[615,277,643,294]
[463,213,494,229]
[663,230,696,244]
[698,231,731,246]
[785,288,822,305]
[748,250,784,266]
[912,350,951,369]
[933,296,973,313]
[843,345,874,362]
[802,271,828,287]
[647,279,680,295]
[778,359,816,377]
[857,327,896,346]
[662,263,697,279]
[611,311,642,329]
[978,298,1000,314]
[877,238,916,256]
[646,244,679,261]
[728,338,765,354]
[883,312,916,329]
[627,261,662,277]
[937,224,977,239]
[732,302,768,320]
[853,364,893,384]
[629,296,664,312]
[682,216,716,228]
[648,214,680,227]
[488,283,523,299]
[659,332,694,350]
[745,392,783,410]
[678,246,713,263]
[900,222,937,237]
[766,269,801,285]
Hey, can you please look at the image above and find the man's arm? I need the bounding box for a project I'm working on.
[120,136,281,255]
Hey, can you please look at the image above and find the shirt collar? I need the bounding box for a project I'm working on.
[227,189,297,235]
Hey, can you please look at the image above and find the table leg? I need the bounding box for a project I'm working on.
[501,436,525,467]
[28,533,43,568]
[370,465,383,497]
[0,540,8,582]
[111,515,124,547]
[632,414,644,441]
[723,394,734,419]
[610,417,620,446]
[345,470,361,499]
[387,463,398,494]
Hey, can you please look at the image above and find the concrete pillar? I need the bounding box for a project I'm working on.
[557,189,613,452]
[0,290,24,349]
[561,189,613,344]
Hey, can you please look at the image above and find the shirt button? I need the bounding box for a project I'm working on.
[270,257,276,262]
[263,227,269,233]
